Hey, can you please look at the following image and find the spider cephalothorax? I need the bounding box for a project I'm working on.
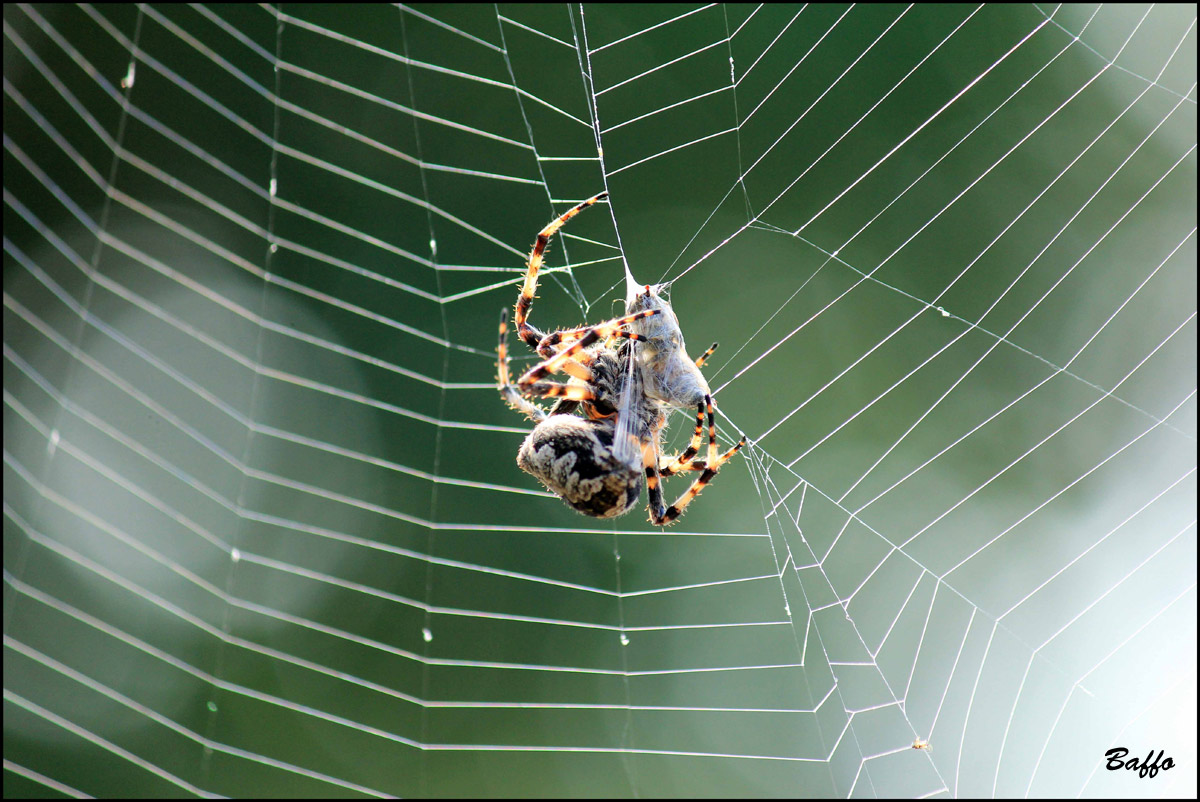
[497,193,745,525]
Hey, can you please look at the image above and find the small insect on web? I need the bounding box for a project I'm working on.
[496,193,746,525]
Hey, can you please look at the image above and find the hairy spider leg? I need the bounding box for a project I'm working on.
[516,310,660,387]
[644,395,746,525]
[500,298,659,427]
[515,192,609,349]
[500,308,604,417]
[659,402,706,473]
[502,309,663,413]
[535,308,658,357]
[694,342,719,368]
[704,394,719,468]
[642,434,712,527]
[498,308,549,422]
[658,401,747,475]
[662,437,747,475]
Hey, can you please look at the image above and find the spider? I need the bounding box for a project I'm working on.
[497,192,745,525]
[912,738,931,751]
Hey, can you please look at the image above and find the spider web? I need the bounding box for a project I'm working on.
[3,3,1196,797]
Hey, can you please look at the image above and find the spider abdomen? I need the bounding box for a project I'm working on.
[518,415,643,518]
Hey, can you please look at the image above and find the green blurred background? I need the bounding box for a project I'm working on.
[4,4,1195,797]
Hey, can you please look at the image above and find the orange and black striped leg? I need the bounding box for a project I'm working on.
[674,433,748,475]
[514,333,606,401]
[515,192,609,349]
[707,436,748,471]
[650,396,747,525]
[519,381,599,404]
[518,309,658,386]
[704,394,719,468]
[518,328,604,387]
[643,440,668,524]
[539,328,644,358]
[498,308,547,422]
[660,398,748,474]
[662,439,748,474]
[695,342,718,368]
[649,400,717,525]
[557,357,595,383]
[651,466,716,526]
[535,308,661,357]
[659,402,706,476]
